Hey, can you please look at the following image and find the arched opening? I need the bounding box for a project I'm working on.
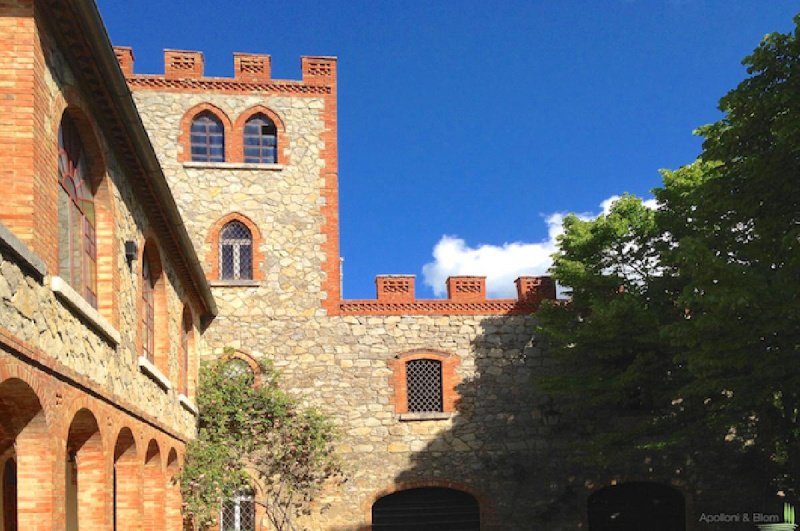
[179,306,194,398]
[66,408,109,529]
[140,241,169,375]
[0,378,51,530]
[588,482,685,531]
[372,487,480,530]
[113,428,140,530]
[142,440,164,530]
[243,113,277,163]
[190,111,225,162]
[165,449,182,530]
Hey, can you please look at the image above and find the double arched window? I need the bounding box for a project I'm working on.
[243,113,277,163]
[219,221,253,280]
[190,112,225,162]
[58,114,98,307]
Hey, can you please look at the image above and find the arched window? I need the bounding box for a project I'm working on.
[243,113,277,163]
[141,247,155,363]
[190,112,225,162]
[180,307,193,396]
[220,488,255,531]
[222,358,254,383]
[58,114,97,307]
[220,221,252,280]
[406,359,443,413]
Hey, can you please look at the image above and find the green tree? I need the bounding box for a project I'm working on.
[537,15,800,498]
[180,354,341,530]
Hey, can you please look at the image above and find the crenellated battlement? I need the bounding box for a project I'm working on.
[338,275,556,316]
[112,46,336,94]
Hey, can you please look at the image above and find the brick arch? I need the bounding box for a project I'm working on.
[143,439,166,529]
[219,349,263,388]
[388,349,461,414]
[205,212,265,281]
[363,479,495,530]
[0,376,54,529]
[52,87,119,327]
[165,447,182,530]
[178,102,233,163]
[231,104,288,164]
[137,236,171,378]
[66,407,111,528]
[113,427,142,527]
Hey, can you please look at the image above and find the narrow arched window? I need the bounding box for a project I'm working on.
[220,488,255,531]
[190,112,225,162]
[219,221,252,280]
[141,248,155,363]
[406,359,443,413]
[243,113,277,163]
[58,115,97,307]
[180,308,192,396]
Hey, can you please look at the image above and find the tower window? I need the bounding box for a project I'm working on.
[243,114,277,163]
[219,221,253,280]
[190,112,225,162]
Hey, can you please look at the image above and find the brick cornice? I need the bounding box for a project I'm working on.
[339,299,541,316]
[126,75,332,96]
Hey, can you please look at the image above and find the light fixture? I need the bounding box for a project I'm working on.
[125,240,138,268]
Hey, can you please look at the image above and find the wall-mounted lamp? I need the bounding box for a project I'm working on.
[125,240,138,269]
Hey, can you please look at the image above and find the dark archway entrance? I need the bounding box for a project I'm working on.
[588,482,685,531]
[372,487,480,530]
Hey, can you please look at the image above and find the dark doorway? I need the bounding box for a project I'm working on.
[3,459,17,531]
[588,482,685,531]
[372,487,480,530]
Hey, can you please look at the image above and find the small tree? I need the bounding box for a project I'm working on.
[181,354,341,530]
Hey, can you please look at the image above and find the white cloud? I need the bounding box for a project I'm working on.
[421,194,656,298]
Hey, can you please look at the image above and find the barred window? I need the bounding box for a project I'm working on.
[220,489,255,531]
[219,221,253,280]
[180,308,192,396]
[190,112,224,162]
[243,113,277,163]
[406,359,443,413]
[58,114,97,307]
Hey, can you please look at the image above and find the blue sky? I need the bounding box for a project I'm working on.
[97,1,798,299]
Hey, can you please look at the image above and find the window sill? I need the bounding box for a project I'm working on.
[178,393,199,416]
[398,412,454,422]
[50,276,120,346]
[183,161,284,171]
[138,356,172,391]
[0,222,47,281]
[209,280,260,288]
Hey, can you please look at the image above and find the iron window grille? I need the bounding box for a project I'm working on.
[220,490,256,531]
[406,359,443,413]
[190,112,225,162]
[141,249,155,363]
[223,358,254,383]
[57,115,97,308]
[219,221,253,280]
[243,114,277,163]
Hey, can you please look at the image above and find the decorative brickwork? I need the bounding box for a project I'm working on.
[165,49,204,79]
[234,53,270,82]
[376,275,415,303]
[447,276,486,302]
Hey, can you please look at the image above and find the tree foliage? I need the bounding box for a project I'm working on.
[537,15,800,497]
[181,354,341,529]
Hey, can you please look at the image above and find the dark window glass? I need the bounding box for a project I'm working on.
[58,115,97,307]
[242,114,277,163]
[190,112,225,162]
[141,249,155,362]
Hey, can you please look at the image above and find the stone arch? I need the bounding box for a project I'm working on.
[389,349,461,414]
[138,237,170,377]
[113,427,141,530]
[205,212,265,281]
[178,102,233,163]
[231,104,288,164]
[66,407,110,529]
[143,439,165,530]
[165,448,182,530]
[587,481,686,531]
[365,480,491,530]
[0,377,52,529]
[53,88,118,325]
